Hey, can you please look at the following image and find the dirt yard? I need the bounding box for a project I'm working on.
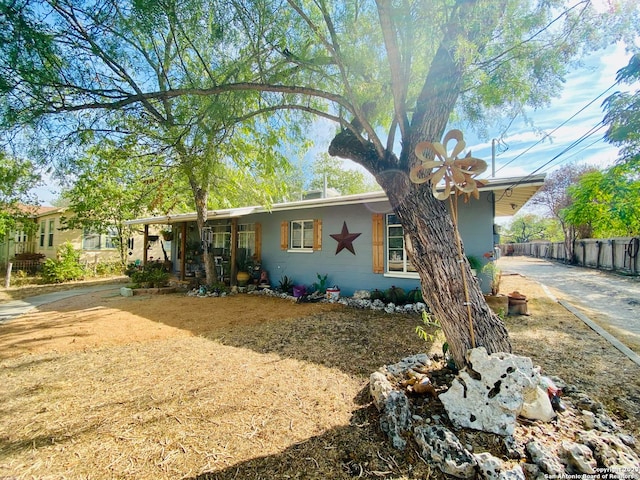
[1,274,639,479]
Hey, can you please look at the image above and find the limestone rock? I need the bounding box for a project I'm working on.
[414,425,476,478]
[384,353,431,377]
[379,390,412,450]
[352,289,370,299]
[560,441,596,474]
[475,452,502,480]
[369,371,394,412]
[475,452,525,480]
[577,430,640,468]
[526,440,565,476]
[500,464,526,480]
[439,347,539,435]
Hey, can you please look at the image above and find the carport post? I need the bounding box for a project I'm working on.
[180,223,187,281]
[143,224,149,266]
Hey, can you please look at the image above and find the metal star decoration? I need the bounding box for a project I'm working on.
[330,221,361,255]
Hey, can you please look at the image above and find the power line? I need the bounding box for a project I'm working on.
[493,83,616,175]
[527,122,607,176]
[538,135,605,172]
[493,121,607,204]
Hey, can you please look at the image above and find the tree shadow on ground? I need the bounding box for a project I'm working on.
[185,387,439,480]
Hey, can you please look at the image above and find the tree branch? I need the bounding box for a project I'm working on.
[376,0,410,139]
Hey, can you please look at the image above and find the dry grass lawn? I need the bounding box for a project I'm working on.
[1,274,639,479]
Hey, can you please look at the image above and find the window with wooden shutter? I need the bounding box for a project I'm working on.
[372,213,384,273]
[284,219,321,251]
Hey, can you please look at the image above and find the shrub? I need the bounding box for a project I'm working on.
[41,242,86,283]
[95,261,124,276]
[10,270,32,287]
[278,275,294,294]
[128,262,169,288]
[370,289,385,301]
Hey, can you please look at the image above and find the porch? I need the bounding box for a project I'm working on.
[139,217,260,287]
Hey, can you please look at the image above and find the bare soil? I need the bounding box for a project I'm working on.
[0,274,639,479]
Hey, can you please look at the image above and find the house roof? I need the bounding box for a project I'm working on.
[15,204,64,217]
[125,174,546,226]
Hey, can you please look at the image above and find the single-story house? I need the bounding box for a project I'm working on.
[126,174,545,296]
[0,206,162,272]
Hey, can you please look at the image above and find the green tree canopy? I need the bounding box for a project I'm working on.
[563,165,640,237]
[602,53,640,169]
[0,150,41,237]
[501,214,562,244]
[59,138,188,266]
[309,154,379,195]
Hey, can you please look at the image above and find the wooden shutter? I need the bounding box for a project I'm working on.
[254,222,262,262]
[280,221,289,250]
[372,213,384,273]
[313,219,322,250]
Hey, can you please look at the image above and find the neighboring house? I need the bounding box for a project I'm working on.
[0,206,161,272]
[127,175,545,295]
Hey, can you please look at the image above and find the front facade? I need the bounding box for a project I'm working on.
[128,175,545,296]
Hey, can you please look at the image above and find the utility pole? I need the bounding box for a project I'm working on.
[491,139,496,178]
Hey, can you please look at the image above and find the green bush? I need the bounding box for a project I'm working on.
[41,242,86,283]
[10,270,32,287]
[405,287,423,304]
[94,261,124,276]
[128,263,169,288]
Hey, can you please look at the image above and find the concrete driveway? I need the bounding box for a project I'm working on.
[0,285,122,323]
[498,256,640,361]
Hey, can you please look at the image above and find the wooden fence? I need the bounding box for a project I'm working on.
[1,259,44,275]
[499,237,640,275]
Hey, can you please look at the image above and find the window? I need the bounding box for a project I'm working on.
[238,223,255,259]
[48,219,55,247]
[14,230,27,243]
[386,214,417,274]
[212,224,230,252]
[83,227,117,250]
[290,220,314,250]
[39,221,46,247]
[280,219,321,251]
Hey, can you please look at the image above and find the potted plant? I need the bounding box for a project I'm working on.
[160,228,173,241]
[482,261,502,295]
[467,255,482,277]
[236,254,252,287]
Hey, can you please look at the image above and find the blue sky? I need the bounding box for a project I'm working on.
[33,43,635,207]
[465,42,634,181]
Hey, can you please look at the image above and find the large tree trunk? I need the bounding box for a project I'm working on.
[190,179,218,287]
[328,0,512,367]
[386,176,511,368]
[331,129,512,368]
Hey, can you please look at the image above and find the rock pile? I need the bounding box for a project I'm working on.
[370,348,640,479]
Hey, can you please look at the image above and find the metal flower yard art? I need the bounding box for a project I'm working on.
[411,129,488,349]
[411,129,487,200]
